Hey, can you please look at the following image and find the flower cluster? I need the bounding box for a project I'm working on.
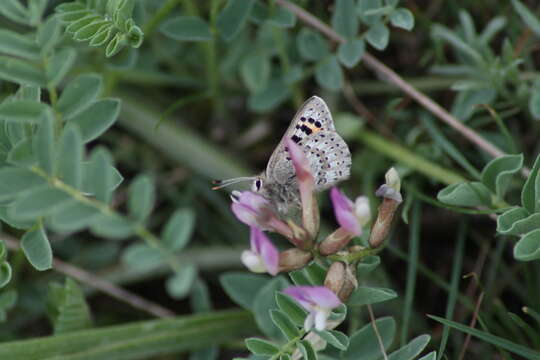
[228,139,402,331]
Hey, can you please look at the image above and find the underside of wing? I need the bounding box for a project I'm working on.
[266,96,335,180]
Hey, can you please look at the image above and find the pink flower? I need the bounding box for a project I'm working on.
[241,227,279,276]
[283,286,341,331]
[286,139,319,239]
[330,188,370,237]
[231,191,293,238]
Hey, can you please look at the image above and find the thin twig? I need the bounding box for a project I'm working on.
[458,291,484,360]
[367,304,389,360]
[276,0,506,160]
[4,236,176,318]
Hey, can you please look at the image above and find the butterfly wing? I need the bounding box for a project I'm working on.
[265,96,335,183]
[300,130,351,191]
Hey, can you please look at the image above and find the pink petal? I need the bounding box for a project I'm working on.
[250,227,279,276]
[286,139,314,184]
[330,187,362,236]
[283,286,341,310]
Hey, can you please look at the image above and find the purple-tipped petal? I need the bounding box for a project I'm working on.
[252,227,279,276]
[286,138,313,183]
[283,286,341,310]
[246,227,279,276]
[231,191,271,228]
[330,187,362,236]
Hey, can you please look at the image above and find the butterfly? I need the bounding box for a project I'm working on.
[214,96,351,214]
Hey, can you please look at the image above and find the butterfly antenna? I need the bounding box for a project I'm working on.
[212,177,255,190]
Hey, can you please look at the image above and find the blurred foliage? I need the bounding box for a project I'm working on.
[0,0,539,359]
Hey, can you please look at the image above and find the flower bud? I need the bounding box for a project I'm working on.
[324,262,358,302]
[318,227,354,256]
[278,248,313,272]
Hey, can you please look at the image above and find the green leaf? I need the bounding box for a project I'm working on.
[0,56,45,86]
[160,16,212,42]
[105,32,124,57]
[366,21,390,50]
[74,20,110,41]
[512,0,540,38]
[35,110,55,175]
[0,309,256,358]
[16,84,40,101]
[87,147,113,203]
[166,264,197,299]
[46,47,77,87]
[0,0,29,25]
[0,289,17,313]
[48,201,101,233]
[270,309,300,340]
[315,55,343,91]
[298,340,317,360]
[0,262,12,288]
[429,315,540,359]
[431,24,482,64]
[81,160,123,195]
[21,225,52,271]
[245,338,279,355]
[66,14,102,34]
[268,7,296,28]
[68,98,120,142]
[419,352,437,360]
[0,100,47,122]
[89,213,133,239]
[342,317,395,360]
[522,153,540,213]
[58,126,83,189]
[7,137,35,166]
[9,186,72,221]
[388,334,430,360]
[530,87,540,119]
[37,16,62,54]
[248,78,290,113]
[57,73,103,119]
[0,167,46,201]
[162,208,195,251]
[348,286,397,306]
[190,279,212,313]
[338,39,365,68]
[357,0,383,25]
[0,240,6,263]
[514,229,540,261]
[217,0,255,41]
[481,153,523,198]
[315,329,349,350]
[241,53,271,93]
[121,243,164,270]
[254,276,289,339]
[296,28,329,61]
[220,272,270,310]
[356,255,380,277]
[437,182,492,207]
[47,278,92,334]
[127,175,155,222]
[90,25,113,46]
[390,8,414,30]
[332,0,358,38]
[275,292,308,326]
[497,207,540,236]
[289,262,327,286]
[0,29,40,60]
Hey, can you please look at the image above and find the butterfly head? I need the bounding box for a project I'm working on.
[251,175,265,193]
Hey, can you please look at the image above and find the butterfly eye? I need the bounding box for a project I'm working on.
[256,180,262,190]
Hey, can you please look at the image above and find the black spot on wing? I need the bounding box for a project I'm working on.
[291,135,301,143]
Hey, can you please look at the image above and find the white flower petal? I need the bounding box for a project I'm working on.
[241,250,266,273]
[314,309,329,331]
[304,311,315,331]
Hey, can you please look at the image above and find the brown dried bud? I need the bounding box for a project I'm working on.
[319,227,355,256]
[324,262,345,294]
[369,197,400,248]
[324,262,358,302]
[278,248,313,272]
